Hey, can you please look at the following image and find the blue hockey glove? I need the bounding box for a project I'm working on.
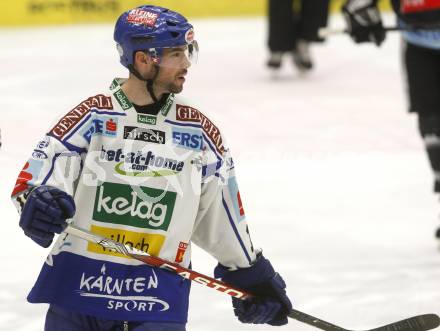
[19,186,75,248]
[342,0,385,46]
[214,254,292,326]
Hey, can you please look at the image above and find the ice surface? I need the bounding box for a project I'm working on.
[0,15,439,331]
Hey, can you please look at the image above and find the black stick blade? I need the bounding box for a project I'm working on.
[369,314,440,331]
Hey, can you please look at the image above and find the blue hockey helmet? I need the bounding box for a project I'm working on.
[114,5,198,69]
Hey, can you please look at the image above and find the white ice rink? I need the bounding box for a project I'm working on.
[1,15,439,331]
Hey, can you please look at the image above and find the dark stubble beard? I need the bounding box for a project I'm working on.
[162,69,187,94]
[154,77,184,94]
[167,81,184,94]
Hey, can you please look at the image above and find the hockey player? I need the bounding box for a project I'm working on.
[267,0,330,72]
[343,0,440,239]
[11,5,292,331]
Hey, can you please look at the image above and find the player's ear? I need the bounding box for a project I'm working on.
[133,51,153,68]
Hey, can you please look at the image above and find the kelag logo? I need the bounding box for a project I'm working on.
[124,126,165,144]
[172,127,203,151]
[93,182,177,231]
[137,114,157,125]
[114,89,132,110]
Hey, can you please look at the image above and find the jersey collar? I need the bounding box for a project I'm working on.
[109,78,175,118]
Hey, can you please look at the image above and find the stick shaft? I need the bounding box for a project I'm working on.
[64,224,253,299]
[64,225,439,331]
[318,26,406,38]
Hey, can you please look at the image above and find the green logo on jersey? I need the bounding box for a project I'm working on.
[109,79,119,90]
[160,93,174,116]
[114,89,132,110]
[93,182,176,231]
[137,114,157,125]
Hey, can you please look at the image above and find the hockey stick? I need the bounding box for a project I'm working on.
[318,26,402,38]
[64,224,440,331]
[319,22,440,38]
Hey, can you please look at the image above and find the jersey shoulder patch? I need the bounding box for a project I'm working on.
[175,104,226,155]
[49,94,113,141]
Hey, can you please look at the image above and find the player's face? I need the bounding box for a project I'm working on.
[154,47,191,94]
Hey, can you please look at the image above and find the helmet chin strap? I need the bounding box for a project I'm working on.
[128,64,160,103]
[146,78,158,103]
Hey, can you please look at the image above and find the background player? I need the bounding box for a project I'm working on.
[343,0,440,239]
[267,0,330,72]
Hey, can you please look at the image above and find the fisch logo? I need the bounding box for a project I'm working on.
[123,126,165,144]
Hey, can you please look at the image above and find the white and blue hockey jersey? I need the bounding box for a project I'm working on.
[11,78,257,323]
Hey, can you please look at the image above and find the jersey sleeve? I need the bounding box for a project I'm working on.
[10,94,112,213]
[191,140,258,270]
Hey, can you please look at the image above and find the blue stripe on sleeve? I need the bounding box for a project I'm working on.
[221,192,252,264]
[41,153,61,185]
[164,119,202,129]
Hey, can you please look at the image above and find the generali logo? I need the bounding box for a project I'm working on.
[50,94,113,140]
[175,104,225,155]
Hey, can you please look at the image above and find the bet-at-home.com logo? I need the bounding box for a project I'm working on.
[93,182,176,231]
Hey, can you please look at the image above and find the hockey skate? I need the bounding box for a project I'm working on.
[292,39,313,72]
[266,51,283,70]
